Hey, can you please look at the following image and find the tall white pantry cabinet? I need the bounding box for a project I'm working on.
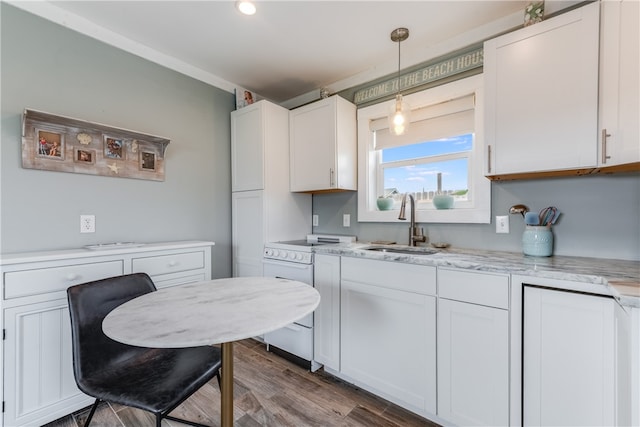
[230,100,311,277]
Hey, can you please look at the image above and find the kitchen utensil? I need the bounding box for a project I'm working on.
[538,206,558,226]
[524,211,540,225]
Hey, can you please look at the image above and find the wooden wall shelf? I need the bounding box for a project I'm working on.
[22,109,170,181]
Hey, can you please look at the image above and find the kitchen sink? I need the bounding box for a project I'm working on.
[361,246,439,255]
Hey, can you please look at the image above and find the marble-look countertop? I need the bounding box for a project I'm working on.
[103,277,320,347]
[315,243,640,308]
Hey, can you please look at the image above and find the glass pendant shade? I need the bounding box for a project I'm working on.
[389,94,410,136]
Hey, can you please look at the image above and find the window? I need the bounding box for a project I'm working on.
[357,75,490,223]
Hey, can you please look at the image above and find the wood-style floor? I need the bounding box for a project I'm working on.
[44,339,440,427]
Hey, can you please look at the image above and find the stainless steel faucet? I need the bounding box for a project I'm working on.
[398,193,427,246]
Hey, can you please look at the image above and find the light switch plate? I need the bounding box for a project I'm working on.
[343,214,350,227]
[496,215,509,233]
[312,215,319,227]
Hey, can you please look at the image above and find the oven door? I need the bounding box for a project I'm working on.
[262,259,313,328]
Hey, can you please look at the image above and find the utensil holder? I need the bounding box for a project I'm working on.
[522,226,553,257]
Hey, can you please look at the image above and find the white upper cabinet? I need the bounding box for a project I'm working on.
[598,0,640,167]
[290,95,357,192]
[484,2,600,176]
[231,100,289,192]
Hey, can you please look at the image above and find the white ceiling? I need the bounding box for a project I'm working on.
[11,1,573,106]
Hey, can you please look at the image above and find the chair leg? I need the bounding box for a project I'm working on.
[156,413,162,427]
[83,399,101,427]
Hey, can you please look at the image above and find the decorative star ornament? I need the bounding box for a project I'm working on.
[107,162,120,174]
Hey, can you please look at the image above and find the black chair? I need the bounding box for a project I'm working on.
[67,273,221,427]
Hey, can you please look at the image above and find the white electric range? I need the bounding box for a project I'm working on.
[262,234,355,371]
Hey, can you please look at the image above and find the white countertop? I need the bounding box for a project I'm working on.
[0,240,215,265]
[103,277,320,347]
[316,243,640,308]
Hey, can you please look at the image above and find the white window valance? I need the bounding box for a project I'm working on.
[370,94,475,150]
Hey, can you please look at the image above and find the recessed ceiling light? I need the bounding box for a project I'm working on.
[237,1,256,16]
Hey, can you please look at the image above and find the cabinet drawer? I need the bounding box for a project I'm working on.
[342,257,436,295]
[438,268,509,309]
[132,251,204,276]
[4,260,124,299]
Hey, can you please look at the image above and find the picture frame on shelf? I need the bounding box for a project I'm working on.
[36,128,65,160]
[140,151,156,171]
[74,148,95,164]
[103,136,125,159]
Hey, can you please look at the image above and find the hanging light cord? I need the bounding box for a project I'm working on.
[397,34,401,96]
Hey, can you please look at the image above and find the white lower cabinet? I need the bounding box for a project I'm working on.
[4,299,89,427]
[340,257,437,416]
[523,286,621,426]
[437,268,510,426]
[313,254,341,371]
[438,299,509,425]
[0,241,213,427]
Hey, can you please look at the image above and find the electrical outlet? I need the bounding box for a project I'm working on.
[343,214,350,227]
[312,214,319,227]
[80,215,96,233]
[496,215,509,234]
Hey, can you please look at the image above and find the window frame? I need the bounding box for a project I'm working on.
[357,75,491,223]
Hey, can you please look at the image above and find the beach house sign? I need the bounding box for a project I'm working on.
[353,46,483,105]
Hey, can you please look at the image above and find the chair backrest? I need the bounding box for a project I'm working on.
[67,273,157,384]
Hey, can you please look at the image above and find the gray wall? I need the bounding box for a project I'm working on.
[313,174,640,261]
[1,4,234,278]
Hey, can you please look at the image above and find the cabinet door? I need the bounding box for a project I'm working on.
[231,190,264,277]
[313,254,340,370]
[437,298,509,426]
[290,97,337,192]
[341,279,436,415]
[231,103,264,191]
[4,299,93,427]
[523,286,615,426]
[598,0,640,166]
[484,2,599,175]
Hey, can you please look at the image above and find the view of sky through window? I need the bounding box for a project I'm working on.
[381,133,472,196]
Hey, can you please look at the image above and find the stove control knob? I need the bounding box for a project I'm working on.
[265,249,273,257]
[295,253,303,261]
[272,249,279,257]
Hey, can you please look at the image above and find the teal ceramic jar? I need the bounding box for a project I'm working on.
[522,226,553,256]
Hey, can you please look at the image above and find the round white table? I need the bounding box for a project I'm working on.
[103,277,320,427]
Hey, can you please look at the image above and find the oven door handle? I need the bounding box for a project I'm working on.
[283,323,303,332]
[262,259,311,270]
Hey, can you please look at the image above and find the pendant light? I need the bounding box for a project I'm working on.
[388,28,410,136]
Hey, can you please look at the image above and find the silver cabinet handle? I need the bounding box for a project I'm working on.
[329,168,335,187]
[487,145,492,174]
[601,129,611,164]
